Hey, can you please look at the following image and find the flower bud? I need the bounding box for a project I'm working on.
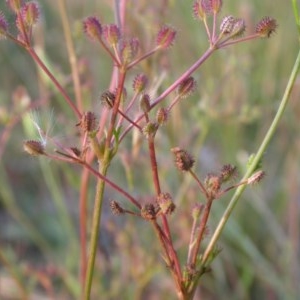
[83,16,102,41]
[156,25,176,49]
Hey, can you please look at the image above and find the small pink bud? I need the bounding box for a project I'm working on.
[0,12,8,39]
[255,17,277,38]
[133,73,148,93]
[6,0,23,13]
[103,24,121,46]
[156,25,176,49]
[83,16,102,41]
[21,1,40,27]
[139,94,151,113]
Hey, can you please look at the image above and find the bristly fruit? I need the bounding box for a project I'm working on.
[141,203,157,220]
[100,90,116,109]
[133,73,148,93]
[171,147,195,172]
[139,94,151,113]
[157,192,176,215]
[177,77,196,99]
[103,24,121,46]
[110,200,125,215]
[6,0,23,13]
[77,111,97,133]
[192,0,213,20]
[156,107,169,125]
[21,1,40,27]
[156,25,176,49]
[83,16,102,41]
[255,17,277,38]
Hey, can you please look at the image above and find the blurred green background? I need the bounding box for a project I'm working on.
[0,0,299,299]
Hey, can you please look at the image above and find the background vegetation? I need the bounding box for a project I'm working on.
[0,0,299,299]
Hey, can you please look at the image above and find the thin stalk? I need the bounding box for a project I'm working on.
[202,48,300,267]
[57,0,83,112]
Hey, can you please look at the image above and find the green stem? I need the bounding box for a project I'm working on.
[202,48,300,267]
[83,163,109,300]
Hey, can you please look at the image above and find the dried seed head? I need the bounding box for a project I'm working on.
[6,0,23,12]
[77,111,97,133]
[83,16,102,41]
[100,90,116,109]
[219,164,237,183]
[0,12,8,39]
[21,1,40,27]
[141,203,156,220]
[139,94,151,113]
[255,17,277,38]
[133,73,148,93]
[192,0,213,20]
[156,25,176,49]
[103,24,121,46]
[156,107,169,125]
[23,140,45,156]
[142,122,159,139]
[204,174,221,198]
[171,147,195,172]
[220,15,236,34]
[247,170,265,185]
[157,192,176,215]
[110,200,125,215]
[177,77,196,99]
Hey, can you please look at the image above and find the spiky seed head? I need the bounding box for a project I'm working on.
[219,164,237,183]
[0,12,8,39]
[133,73,148,93]
[255,17,277,38]
[192,0,213,20]
[139,94,151,113]
[156,25,176,49]
[21,1,40,27]
[177,77,196,99]
[157,192,176,215]
[141,203,156,220]
[103,24,121,46]
[204,174,221,198]
[23,140,45,156]
[100,90,116,109]
[77,111,97,133]
[171,147,195,172]
[83,16,102,41]
[6,0,23,12]
[142,122,159,139]
[110,200,125,215]
[156,107,169,125]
